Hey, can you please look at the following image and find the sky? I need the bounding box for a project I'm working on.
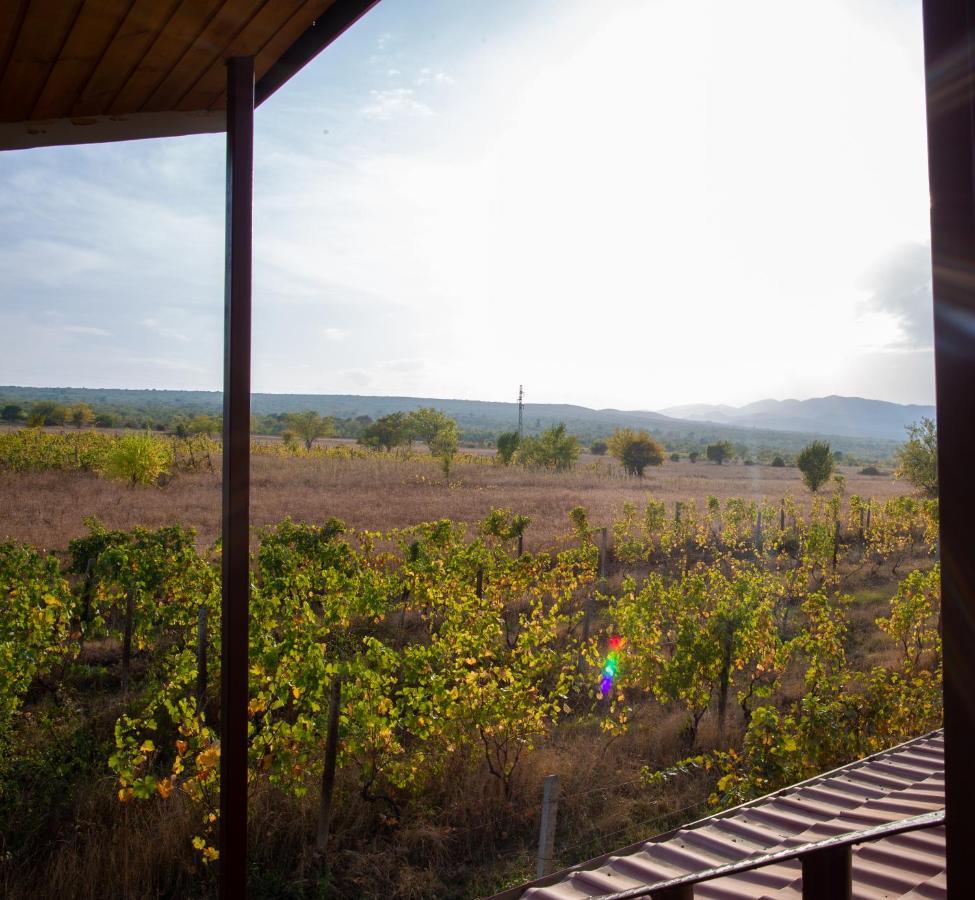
[0,0,935,410]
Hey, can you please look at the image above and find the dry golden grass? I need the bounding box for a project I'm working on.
[0,449,906,551]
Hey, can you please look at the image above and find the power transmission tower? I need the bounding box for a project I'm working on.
[518,385,524,439]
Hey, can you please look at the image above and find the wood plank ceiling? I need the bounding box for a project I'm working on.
[0,0,341,149]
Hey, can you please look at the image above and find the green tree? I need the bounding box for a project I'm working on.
[496,431,520,465]
[287,411,334,450]
[797,441,834,492]
[1,404,23,424]
[688,450,699,463]
[359,413,408,451]
[26,401,67,427]
[894,418,937,497]
[429,421,459,478]
[519,423,579,471]
[608,428,665,477]
[404,408,454,446]
[590,441,608,456]
[68,403,95,428]
[101,433,171,485]
[706,441,733,465]
[771,455,785,467]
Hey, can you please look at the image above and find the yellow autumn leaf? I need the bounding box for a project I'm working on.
[156,778,174,799]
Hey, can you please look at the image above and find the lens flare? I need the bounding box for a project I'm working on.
[599,635,624,697]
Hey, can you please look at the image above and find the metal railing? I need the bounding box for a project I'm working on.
[589,808,945,900]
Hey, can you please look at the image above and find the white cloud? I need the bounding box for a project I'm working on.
[361,88,434,120]
[322,327,348,341]
[64,325,110,337]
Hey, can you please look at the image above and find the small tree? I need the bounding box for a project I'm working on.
[688,450,699,463]
[404,408,454,447]
[797,440,834,492]
[359,413,408,452]
[706,441,733,465]
[280,429,300,452]
[670,452,680,462]
[608,428,665,477]
[771,455,785,467]
[590,440,608,456]
[287,411,334,450]
[1,404,23,424]
[27,401,67,427]
[519,423,579,471]
[496,431,520,465]
[68,403,96,428]
[429,422,459,478]
[894,418,937,497]
[102,433,170,486]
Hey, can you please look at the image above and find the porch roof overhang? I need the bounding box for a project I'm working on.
[0,0,379,151]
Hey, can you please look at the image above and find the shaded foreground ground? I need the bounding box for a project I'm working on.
[0,449,905,550]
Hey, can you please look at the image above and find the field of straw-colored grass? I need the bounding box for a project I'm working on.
[0,445,906,551]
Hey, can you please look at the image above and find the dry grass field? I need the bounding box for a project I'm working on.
[0,445,906,551]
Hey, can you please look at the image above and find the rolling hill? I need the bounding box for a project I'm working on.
[660,396,934,442]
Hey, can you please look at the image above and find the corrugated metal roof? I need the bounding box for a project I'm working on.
[495,731,944,900]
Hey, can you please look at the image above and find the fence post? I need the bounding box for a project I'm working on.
[801,844,852,900]
[599,527,608,579]
[832,517,841,571]
[755,510,763,554]
[316,676,342,859]
[196,604,208,717]
[536,774,560,878]
[121,589,134,694]
[654,886,694,900]
[518,532,524,557]
[476,566,484,599]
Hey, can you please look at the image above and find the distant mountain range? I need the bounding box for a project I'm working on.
[659,396,935,442]
[0,387,931,459]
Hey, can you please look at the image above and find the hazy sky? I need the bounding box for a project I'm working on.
[0,0,934,410]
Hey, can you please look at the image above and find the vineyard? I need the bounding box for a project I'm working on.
[0,449,942,899]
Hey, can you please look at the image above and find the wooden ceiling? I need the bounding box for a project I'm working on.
[0,0,376,150]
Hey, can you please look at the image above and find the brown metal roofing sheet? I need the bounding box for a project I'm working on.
[499,731,945,900]
[0,0,373,149]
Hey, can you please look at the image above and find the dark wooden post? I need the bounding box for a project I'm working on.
[801,844,852,900]
[476,566,484,599]
[536,774,560,878]
[921,4,975,897]
[196,604,208,717]
[220,55,254,900]
[121,589,134,694]
[599,527,608,579]
[316,676,342,858]
[653,886,693,900]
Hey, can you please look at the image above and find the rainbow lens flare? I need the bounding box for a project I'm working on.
[599,635,624,697]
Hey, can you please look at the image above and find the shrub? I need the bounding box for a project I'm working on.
[670,452,680,462]
[608,428,665,477]
[589,441,608,456]
[771,455,785,467]
[860,465,882,476]
[894,418,937,496]
[706,441,733,465]
[100,433,170,486]
[797,441,834,492]
[519,424,579,471]
[496,431,520,465]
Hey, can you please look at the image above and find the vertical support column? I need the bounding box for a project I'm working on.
[920,4,975,898]
[221,55,254,900]
[801,845,851,900]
